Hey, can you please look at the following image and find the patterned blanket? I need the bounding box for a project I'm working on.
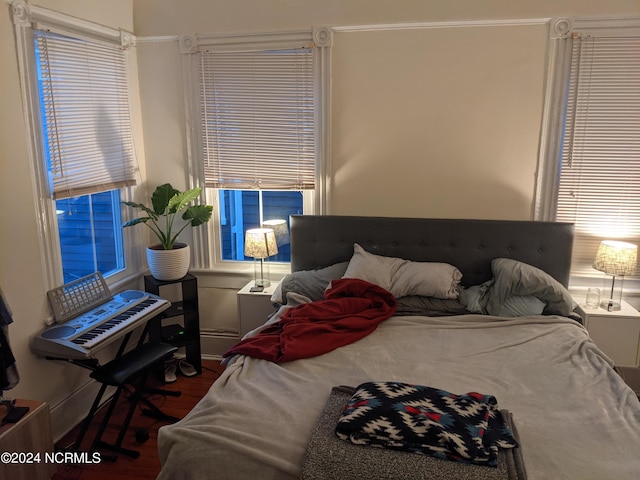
[301,385,526,480]
[335,382,518,467]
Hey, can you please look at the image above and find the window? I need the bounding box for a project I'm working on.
[200,46,314,263]
[536,17,640,280]
[12,4,140,288]
[181,29,332,268]
[54,192,125,283]
[219,190,302,262]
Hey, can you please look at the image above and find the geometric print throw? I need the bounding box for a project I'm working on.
[335,381,518,467]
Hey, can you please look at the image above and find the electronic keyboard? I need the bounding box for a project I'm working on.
[31,290,170,360]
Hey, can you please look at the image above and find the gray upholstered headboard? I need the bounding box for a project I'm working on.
[289,215,574,288]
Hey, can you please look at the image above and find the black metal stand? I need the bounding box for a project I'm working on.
[61,328,181,460]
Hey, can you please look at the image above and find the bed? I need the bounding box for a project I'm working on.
[157,215,640,480]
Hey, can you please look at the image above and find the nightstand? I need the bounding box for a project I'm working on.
[576,300,640,366]
[237,281,279,336]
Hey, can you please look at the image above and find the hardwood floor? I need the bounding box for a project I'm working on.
[52,359,224,480]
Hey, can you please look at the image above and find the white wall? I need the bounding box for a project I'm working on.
[2,0,639,440]
[330,23,547,218]
[131,0,639,36]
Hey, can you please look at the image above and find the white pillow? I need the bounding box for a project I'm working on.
[342,243,462,299]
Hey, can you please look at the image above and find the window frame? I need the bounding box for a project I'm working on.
[535,16,640,290]
[180,28,332,271]
[11,1,143,290]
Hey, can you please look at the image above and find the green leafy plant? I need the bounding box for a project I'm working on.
[123,183,213,250]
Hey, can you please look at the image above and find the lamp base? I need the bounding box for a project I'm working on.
[599,299,621,311]
[253,257,271,288]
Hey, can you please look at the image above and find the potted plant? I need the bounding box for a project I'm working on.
[123,183,213,281]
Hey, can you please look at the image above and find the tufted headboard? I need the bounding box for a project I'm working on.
[289,215,574,288]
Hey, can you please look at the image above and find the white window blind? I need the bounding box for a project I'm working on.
[556,34,640,276]
[36,31,137,200]
[197,48,315,190]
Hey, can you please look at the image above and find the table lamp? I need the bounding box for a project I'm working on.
[244,228,278,288]
[593,240,637,311]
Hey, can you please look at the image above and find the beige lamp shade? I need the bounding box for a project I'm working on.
[262,219,290,246]
[593,240,637,311]
[244,228,278,259]
[593,240,637,276]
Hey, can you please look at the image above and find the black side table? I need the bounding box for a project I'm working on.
[144,273,202,374]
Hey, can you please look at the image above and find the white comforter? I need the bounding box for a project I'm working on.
[157,314,640,480]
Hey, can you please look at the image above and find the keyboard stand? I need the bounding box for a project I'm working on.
[88,341,178,460]
[60,327,181,460]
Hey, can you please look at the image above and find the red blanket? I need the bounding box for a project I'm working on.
[223,278,397,363]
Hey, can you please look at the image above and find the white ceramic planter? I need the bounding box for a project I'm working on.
[146,243,190,281]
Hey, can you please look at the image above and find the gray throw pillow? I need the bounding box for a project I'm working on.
[272,262,349,304]
[460,281,546,317]
[485,258,574,317]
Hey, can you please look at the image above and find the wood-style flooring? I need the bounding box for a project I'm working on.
[52,359,225,480]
